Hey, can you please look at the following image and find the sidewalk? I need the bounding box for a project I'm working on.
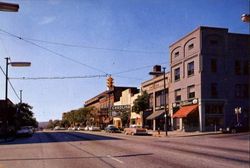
[148,130,222,137]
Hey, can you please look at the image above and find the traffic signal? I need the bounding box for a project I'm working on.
[107,76,114,89]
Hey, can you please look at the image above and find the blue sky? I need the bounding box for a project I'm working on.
[0,0,249,122]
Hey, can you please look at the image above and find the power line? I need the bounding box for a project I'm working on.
[10,74,108,80]
[0,65,20,101]
[111,62,168,75]
[17,37,167,55]
[0,28,109,75]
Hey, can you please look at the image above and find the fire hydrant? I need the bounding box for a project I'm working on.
[157,127,160,135]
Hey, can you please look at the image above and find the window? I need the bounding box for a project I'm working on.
[149,94,153,109]
[174,68,180,81]
[187,85,195,99]
[188,43,194,50]
[175,89,181,101]
[210,40,218,45]
[235,84,249,98]
[243,61,249,75]
[211,83,218,98]
[235,60,241,75]
[211,59,217,73]
[187,61,194,76]
[155,90,165,108]
[174,51,179,57]
[205,104,223,114]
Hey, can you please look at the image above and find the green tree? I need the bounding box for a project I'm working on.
[132,91,149,114]
[15,103,38,129]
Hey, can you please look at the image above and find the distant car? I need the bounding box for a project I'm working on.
[77,127,85,131]
[68,127,77,131]
[89,126,101,131]
[16,126,34,137]
[54,126,66,130]
[124,125,148,135]
[222,123,249,133]
[105,125,121,133]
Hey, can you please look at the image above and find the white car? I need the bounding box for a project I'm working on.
[16,126,34,137]
[89,126,100,131]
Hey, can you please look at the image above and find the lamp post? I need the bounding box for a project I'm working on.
[149,67,168,136]
[0,2,19,12]
[4,58,30,140]
[234,107,241,123]
[241,14,250,23]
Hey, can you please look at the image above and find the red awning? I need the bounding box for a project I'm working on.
[172,104,198,118]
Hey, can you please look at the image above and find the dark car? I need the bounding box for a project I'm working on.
[105,125,121,133]
[222,123,249,133]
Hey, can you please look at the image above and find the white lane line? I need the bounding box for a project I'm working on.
[107,155,124,164]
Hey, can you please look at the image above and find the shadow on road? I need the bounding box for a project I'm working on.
[1,131,122,145]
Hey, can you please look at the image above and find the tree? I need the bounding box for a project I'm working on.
[132,91,149,114]
[15,103,38,129]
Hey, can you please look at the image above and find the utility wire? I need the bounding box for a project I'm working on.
[111,62,168,75]
[10,74,108,80]
[19,37,167,55]
[0,65,20,101]
[0,28,109,75]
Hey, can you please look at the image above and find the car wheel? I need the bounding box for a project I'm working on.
[231,129,236,134]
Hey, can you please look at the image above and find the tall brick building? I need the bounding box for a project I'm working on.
[169,26,250,131]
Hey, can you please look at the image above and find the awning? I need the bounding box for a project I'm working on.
[172,104,198,118]
[146,111,165,120]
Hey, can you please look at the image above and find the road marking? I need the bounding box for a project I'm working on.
[107,155,124,164]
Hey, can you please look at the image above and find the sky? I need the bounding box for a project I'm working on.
[0,0,249,122]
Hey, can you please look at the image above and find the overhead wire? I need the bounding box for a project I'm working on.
[0,28,109,75]
[10,74,108,80]
[0,65,20,101]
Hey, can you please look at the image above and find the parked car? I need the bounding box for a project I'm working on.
[54,126,66,130]
[124,125,148,135]
[105,125,121,133]
[16,126,34,137]
[222,123,249,133]
[89,126,101,131]
[77,127,85,131]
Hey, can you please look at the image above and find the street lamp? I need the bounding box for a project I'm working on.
[234,107,241,123]
[3,57,30,140]
[241,14,250,23]
[5,58,31,101]
[149,67,168,136]
[0,2,19,12]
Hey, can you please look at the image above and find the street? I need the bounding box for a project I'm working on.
[0,131,249,168]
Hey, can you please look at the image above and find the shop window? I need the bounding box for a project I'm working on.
[211,59,217,73]
[187,61,194,76]
[187,85,195,99]
[205,104,223,114]
[174,67,180,81]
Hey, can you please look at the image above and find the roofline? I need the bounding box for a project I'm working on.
[84,86,138,106]
[169,26,228,48]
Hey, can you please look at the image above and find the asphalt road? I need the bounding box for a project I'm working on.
[0,131,249,168]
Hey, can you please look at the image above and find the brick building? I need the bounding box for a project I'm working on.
[169,26,250,131]
[84,86,138,129]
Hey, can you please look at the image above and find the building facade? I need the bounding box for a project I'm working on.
[84,86,138,129]
[169,26,250,131]
[141,65,170,131]
[113,88,140,128]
